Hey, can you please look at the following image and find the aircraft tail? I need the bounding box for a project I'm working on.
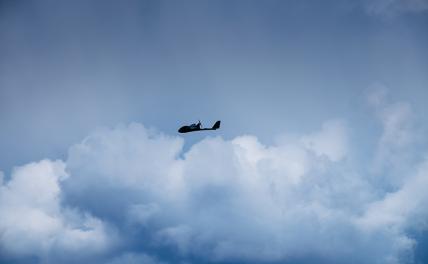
[212,120,221,130]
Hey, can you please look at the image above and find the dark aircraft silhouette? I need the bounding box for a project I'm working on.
[178,120,221,133]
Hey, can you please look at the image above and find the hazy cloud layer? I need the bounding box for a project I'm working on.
[1,91,427,264]
[365,0,428,16]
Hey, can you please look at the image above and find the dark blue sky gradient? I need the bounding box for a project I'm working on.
[1,0,427,171]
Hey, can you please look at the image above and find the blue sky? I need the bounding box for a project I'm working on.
[0,1,428,263]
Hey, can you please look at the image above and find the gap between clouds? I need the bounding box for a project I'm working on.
[0,91,427,264]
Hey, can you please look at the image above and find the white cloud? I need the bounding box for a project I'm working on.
[59,119,424,263]
[61,123,353,261]
[357,157,428,231]
[1,103,427,263]
[301,119,348,162]
[353,157,428,264]
[0,160,113,261]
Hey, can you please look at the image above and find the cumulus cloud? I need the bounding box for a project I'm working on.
[0,92,427,264]
[354,156,428,264]
[357,158,428,231]
[0,160,113,263]
[301,119,348,162]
